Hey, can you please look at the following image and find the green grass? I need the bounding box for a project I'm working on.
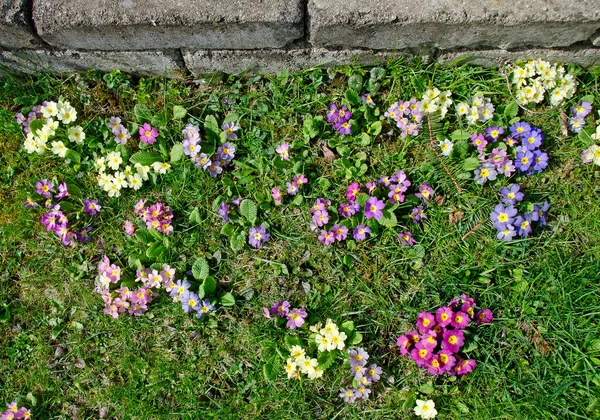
[1,60,600,419]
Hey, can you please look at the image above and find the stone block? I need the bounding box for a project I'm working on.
[438,48,600,68]
[0,48,185,77]
[308,0,600,50]
[183,48,420,75]
[1,0,38,48]
[32,0,303,51]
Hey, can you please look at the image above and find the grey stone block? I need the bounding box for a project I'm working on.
[309,0,600,50]
[183,48,419,75]
[32,0,303,51]
[1,0,38,48]
[438,48,600,68]
[0,48,185,77]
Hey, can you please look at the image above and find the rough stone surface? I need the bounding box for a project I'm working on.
[308,0,600,50]
[32,0,304,51]
[183,48,418,75]
[592,29,600,46]
[438,48,600,68]
[1,0,39,48]
[0,48,185,77]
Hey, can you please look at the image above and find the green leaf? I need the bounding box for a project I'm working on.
[170,143,184,163]
[151,111,168,128]
[403,392,417,410]
[230,232,246,251]
[450,129,470,142]
[356,193,370,206]
[219,292,236,306]
[463,157,481,171]
[340,320,355,333]
[239,199,258,222]
[172,105,187,119]
[303,115,321,139]
[65,149,81,164]
[64,178,82,198]
[408,244,425,260]
[146,243,167,259]
[504,101,519,119]
[189,207,201,224]
[223,113,239,124]
[378,208,398,228]
[130,151,163,166]
[192,258,210,280]
[204,115,220,142]
[346,89,360,106]
[367,80,381,94]
[29,118,43,134]
[284,335,302,349]
[370,67,385,80]
[586,339,600,355]
[348,74,363,91]
[58,201,75,212]
[418,382,435,395]
[221,224,235,236]
[358,132,371,146]
[134,104,153,123]
[201,276,217,297]
[263,361,279,382]
[317,350,336,370]
[135,229,155,244]
[350,331,363,345]
[368,121,382,136]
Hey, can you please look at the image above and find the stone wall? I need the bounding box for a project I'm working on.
[2,0,600,77]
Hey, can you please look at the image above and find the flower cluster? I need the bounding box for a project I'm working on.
[470,122,549,185]
[26,179,98,246]
[396,294,493,376]
[128,200,174,236]
[182,124,237,177]
[263,301,307,329]
[327,103,352,135]
[455,95,495,125]
[285,345,324,380]
[167,278,216,319]
[310,172,433,246]
[95,151,170,197]
[490,187,549,241]
[339,348,382,404]
[107,116,132,144]
[19,100,83,156]
[511,59,577,106]
[421,88,453,119]
[385,98,423,138]
[568,101,592,133]
[96,256,168,317]
[1,402,30,420]
[271,174,308,204]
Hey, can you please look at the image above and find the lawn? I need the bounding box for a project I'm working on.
[1,59,599,419]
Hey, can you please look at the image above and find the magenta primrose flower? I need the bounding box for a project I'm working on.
[397,231,415,247]
[139,123,159,144]
[353,224,371,241]
[346,182,360,201]
[276,142,290,160]
[35,179,54,198]
[476,308,494,324]
[442,329,465,353]
[364,197,385,220]
[271,187,282,204]
[286,308,307,329]
[416,312,435,333]
[318,230,335,246]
